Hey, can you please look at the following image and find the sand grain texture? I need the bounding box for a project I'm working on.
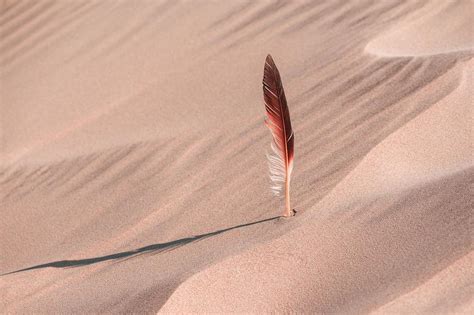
[1,0,472,313]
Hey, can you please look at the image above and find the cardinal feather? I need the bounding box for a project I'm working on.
[262,54,294,216]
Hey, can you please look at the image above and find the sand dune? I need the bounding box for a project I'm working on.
[366,0,474,56]
[1,0,472,313]
[161,167,473,313]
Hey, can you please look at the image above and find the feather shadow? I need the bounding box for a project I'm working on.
[1,216,281,276]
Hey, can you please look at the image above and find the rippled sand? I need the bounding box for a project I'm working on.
[1,0,472,313]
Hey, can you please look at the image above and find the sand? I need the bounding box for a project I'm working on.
[1,0,472,313]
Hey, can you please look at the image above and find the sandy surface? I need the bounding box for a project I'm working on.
[1,0,473,313]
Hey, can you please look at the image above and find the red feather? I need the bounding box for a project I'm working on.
[262,54,295,217]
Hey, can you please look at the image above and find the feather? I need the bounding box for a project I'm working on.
[262,54,295,217]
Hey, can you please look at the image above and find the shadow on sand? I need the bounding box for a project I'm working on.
[2,216,281,276]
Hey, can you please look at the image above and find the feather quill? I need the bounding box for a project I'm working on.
[262,54,295,217]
